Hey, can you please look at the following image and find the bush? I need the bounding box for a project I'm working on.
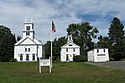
[73,55,87,62]
[120,58,125,61]
[9,58,17,62]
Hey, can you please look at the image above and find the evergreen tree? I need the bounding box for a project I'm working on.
[108,17,125,60]
[0,25,16,62]
[16,35,22,42]
[97,35,109,48]
[44,36,67,61]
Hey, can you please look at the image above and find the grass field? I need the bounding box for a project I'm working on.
[0,62,125,83]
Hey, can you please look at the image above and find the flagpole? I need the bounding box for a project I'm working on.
[51,26,53,69]
[50,20,56,71]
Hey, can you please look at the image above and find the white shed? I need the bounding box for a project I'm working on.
[87,48,109,62]
[60,35,80,62]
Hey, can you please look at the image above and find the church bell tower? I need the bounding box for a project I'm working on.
[23,20,35,40]
[67,35,73,43]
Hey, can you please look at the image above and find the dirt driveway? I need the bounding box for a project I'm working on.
[86,61,125,70]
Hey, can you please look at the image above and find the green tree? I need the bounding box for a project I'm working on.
[67,22,99,55]
[0,25,16,62]
[108,17,125,60]
[53,37,67,60]
[44,41,51,58]
[16,35,22,42]
[96,35,109,48]
[44,36,67,61]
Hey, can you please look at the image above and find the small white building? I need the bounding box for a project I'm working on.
[60,35,80,62]
[14,21,43,62]
[87,48,109,62]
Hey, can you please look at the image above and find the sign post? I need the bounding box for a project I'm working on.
[39,57,51,73]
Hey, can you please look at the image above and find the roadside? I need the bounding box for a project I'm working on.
[85,61,125,70]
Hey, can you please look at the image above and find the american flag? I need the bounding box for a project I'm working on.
[52,21,56,32]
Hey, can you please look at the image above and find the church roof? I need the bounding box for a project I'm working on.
[15,37,42,46]
[61,42,80,49]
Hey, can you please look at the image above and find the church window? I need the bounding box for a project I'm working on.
[28,48,30,52]
[25,48,27,52]
[66,48,68,52]
[73,54,75,57]
[66,54,69,61]
[26,26,30,31]
[20,54,23,61]
[73,48,75,52]
[69,44,72,46]
[26,54,29,61]
[69,37,71,40]
[26,32,30,36]
[32,54,35,60]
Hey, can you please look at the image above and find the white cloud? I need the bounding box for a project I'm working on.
[0,0,125,44]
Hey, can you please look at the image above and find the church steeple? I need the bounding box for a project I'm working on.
[23,20,35,40]
[67,35,73,43]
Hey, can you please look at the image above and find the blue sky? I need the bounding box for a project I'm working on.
[0,0,125,44]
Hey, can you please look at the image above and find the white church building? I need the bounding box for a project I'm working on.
[87,48,109,62]
[14,21,43,62]
[60,35,80,62]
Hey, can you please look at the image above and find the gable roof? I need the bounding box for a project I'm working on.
[15,37,42,46]
[34,38,42,44]
[61,42,80,49]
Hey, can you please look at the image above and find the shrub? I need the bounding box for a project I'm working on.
[120,58,125,61]
[9,58,17,62]
[73,55,87,62]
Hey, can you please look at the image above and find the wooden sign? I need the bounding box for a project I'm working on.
[39,57,51,73]
[40,59,50,66]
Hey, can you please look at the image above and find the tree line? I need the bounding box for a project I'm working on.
[0,17,125,61]
[45,17,125,61]
[0,25,16,62]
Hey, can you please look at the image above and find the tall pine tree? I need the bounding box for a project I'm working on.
[108,17,125,60]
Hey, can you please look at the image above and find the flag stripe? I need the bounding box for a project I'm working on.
[52,21,56,32]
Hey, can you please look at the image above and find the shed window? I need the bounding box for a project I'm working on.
[97,49,99,53]
[97,54,105,56]
[104,49,105,52]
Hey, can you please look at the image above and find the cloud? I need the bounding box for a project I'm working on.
[0,0,125,44]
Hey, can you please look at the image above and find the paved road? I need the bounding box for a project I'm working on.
[86,61,125,70]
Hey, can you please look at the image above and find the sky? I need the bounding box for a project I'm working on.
[0,0,125,44]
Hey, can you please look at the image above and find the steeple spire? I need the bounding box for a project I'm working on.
[67,35,73,43]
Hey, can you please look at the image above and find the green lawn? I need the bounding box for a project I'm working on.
[0,62,125,83]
